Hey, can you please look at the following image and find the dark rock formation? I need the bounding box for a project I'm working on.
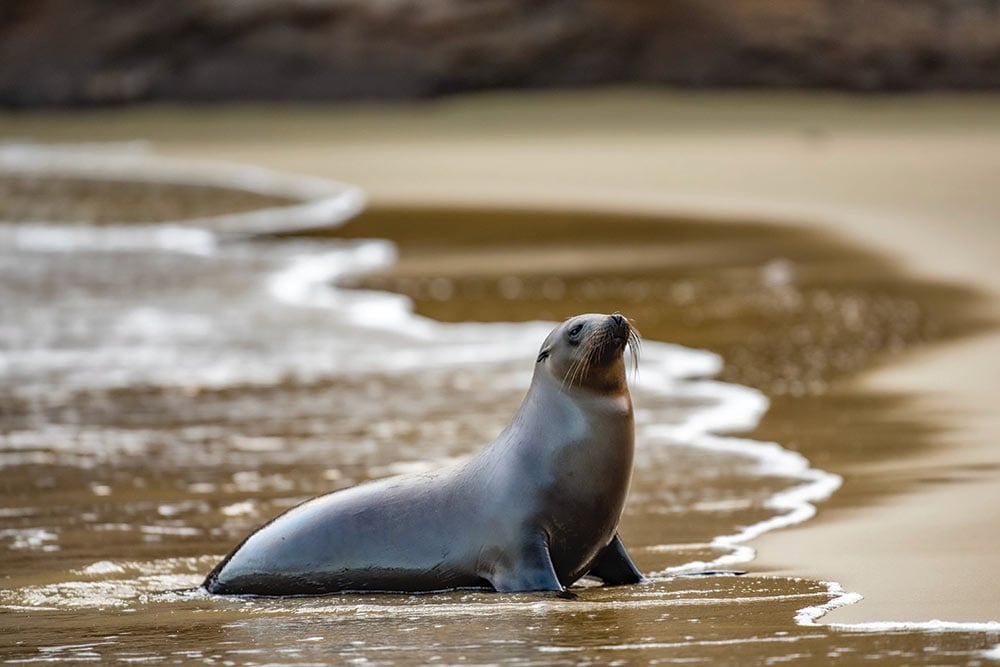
[2,0,1000,107]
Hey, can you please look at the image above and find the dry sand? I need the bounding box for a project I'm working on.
[4,91,1000,624]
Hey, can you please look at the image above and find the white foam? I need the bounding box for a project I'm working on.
[638,373,843,576]
[220,501,257,517]
[80,561,126,576]
[797,581,1000,633]
[0,142,365,238]
[984,644,1000,661]
[0,527,60,552]
[843,619,1000,632]
[794,581,864,627]
[265,240,432,335]
[0,223,217,255]
[636,339,722,381]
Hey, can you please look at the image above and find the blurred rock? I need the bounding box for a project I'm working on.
[2,0,1000,106]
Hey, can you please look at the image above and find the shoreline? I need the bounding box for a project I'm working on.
[754,329,1000,624]
[4,91,1000,625]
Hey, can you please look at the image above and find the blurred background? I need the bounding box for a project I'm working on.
[3,0,1000,107]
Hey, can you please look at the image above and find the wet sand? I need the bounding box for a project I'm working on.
[3,92,1000,633]
[0,173,295,224]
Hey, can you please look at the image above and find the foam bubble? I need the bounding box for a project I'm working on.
[80,561,126,576]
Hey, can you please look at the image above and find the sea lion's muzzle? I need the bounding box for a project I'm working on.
[589,313,633,366]
[608,313,629,345]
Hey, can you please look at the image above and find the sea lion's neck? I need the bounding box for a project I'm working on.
[470,360,634,542]
[534,362,632,410]
[519,366,635,534]
[478,366,633,468]
[519,367,633,442]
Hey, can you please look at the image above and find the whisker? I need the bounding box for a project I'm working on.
[561,343,586,390]
[627,326,642,383]
[580,326,609,386]
[573,338,592,387]
[571,362,583,388]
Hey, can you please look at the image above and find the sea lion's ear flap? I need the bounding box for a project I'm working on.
[536,348,550,363]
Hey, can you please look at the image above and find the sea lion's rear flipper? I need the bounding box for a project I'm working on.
[487,534,564,593]
[587,534,644,586]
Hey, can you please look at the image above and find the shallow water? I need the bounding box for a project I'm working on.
[2,146,998,664]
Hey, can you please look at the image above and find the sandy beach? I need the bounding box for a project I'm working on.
[3,91,1000,633]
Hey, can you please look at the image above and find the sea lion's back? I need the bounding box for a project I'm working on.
[204,473,483,595]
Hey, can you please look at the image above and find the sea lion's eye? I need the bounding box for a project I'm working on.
[567,323,583,340]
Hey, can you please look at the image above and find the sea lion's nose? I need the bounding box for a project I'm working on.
[609,313,629,335]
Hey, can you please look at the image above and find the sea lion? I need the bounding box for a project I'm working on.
[204,312,643,596]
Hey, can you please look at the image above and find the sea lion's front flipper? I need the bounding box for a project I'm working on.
[488,535,564,593]
[587,534,644,586]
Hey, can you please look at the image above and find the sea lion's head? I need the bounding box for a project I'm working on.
[535,313,639,393]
